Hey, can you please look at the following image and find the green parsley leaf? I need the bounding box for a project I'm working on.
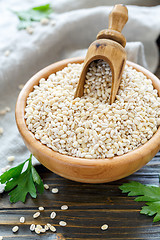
[119,181,160,222]
[0,154,44,203]
[0,161,26,184]
[13,3,53,30]
[31,165,44,194]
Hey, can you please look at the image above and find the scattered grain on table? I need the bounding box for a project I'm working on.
[51,188,58,193]
[33,211,40,218]
[101,224,109,230]
[35,228,40,234]
[44,183,49,189]
[61,205,68,210]
[44,224,49,230]
[46,223,51,228]
[50,211,56,219]
[50,225,56,232]
[12,226,19,233]
[30,224,35,231]
[39,206,44,211]
[19,216,25,223]
[59,221,67,226]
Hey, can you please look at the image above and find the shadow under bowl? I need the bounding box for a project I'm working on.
[15,57,160,183]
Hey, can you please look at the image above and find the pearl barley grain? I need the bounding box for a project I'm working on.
[101,224,109,230]
[30,224,35,231]
[7,156,15,162]
[41,18,49,25]
[39,206,44,211]
[59,221,67,226]
[36,225,42,230]
[50,211,56,219]
[20,216,25,223]
[25,60,160,159]
[33,212,40,218]
[44,184,49,190]
[61,205,68,210]
[12,226,19,233]
[47,223,51,228]
[18,84,24,90]
[35,228,40,234]
[51,188,58,193]
[45,225,49,230]
[50,226,56,232]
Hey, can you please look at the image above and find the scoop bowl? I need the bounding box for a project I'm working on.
[15,57,160,183]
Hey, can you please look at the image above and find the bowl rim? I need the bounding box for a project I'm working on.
[15,57,160,167]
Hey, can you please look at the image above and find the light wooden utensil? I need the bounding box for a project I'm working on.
[15,57,160,183]
[74,4,128,104]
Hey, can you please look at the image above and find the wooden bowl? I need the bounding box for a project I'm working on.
[15,57,160,183]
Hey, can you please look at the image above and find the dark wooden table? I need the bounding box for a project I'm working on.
[0,65,160,240]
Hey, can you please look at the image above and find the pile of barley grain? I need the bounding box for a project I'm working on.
[25,60,160,159]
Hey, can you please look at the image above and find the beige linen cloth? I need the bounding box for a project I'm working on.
[0,0,160,192]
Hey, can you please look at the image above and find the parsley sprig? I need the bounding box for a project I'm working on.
[13,3,53,30]
[0,154,44,203]
[119,181,160,222]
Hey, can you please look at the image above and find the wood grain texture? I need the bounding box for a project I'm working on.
[75,4,128,104]
[74,40,127,105]
[0,152,160,240]
[108,4,128,33]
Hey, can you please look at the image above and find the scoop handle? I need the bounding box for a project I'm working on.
[109,4,128,33]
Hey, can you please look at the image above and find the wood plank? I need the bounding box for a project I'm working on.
[0,152,160,239]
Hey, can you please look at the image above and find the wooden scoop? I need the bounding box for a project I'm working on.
[74,4,128,104]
